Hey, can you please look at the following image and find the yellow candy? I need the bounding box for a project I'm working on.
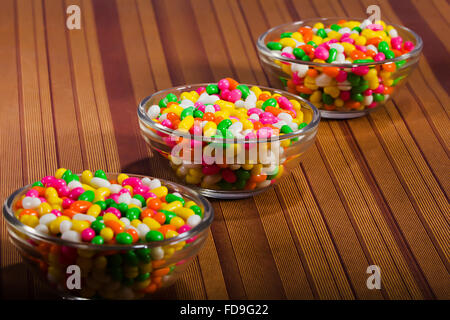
[203,121,217,137]
[45,187,58,198]
[178,115,194,131]
[180,92,194,101]
[117,173,129,184]
[355,36,367,46]
[72,220,90,233]
[139,262,152,274]
[342,42,355,55]
[131,219,142,228]
[327,31,342,40]
[37,202,52,216]
[49,216,70,234]
[162,200,183,212]
[143,217,161,230]
[290,99,301,110]
[81,170,93,184]
[103,212,119,221]
[55,168,67,179]
[165,230,179,239]
[242,163,253,170]
[170,216,185,229]
[313,22,324,29]
[81,183,95,191]
[184,200,196,208]
[20,215,39,227]
[251,86,262,98]
[310,90,322,103]
[291,32,303,42]
[349,33,359,40]
[280,37,296,48]
[174,207,195,220]
[324,86,340,98]
[280,139,291,148]
[185,174,202,185]
[47,196,62,205]
[94,187,110,202]
[281,63,292,75]
[151,186,168,198]
[100,227,114,241]
[335,98,344,107]
[87,204,101,218]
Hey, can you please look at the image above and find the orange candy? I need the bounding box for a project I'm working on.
[153,211,166,224]
[147,197,162,211]
[350,50,366,61]
[140,208,155,219]
[62,209,79,219]
[258,93,271,101]
[382,62,396,72]
[322,67,340,78]
[158,224,176,236]
[202,112,215,122]
[250,174,267,183]
[69,200,92,213]
[226,77,239,90]
[104,220,124,234]
[306,69,319,78]
[19,209,38,218]
[126,228,139,243]
[295,85,313,94]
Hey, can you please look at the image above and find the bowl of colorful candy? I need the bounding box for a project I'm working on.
[138,79,320,199]
[257,18,423,119]
[2,169,213,299]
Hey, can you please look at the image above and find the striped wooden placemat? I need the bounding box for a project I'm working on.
[0,0,448,300]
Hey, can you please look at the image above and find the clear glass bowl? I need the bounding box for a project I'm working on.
[257,18,423,119]
[138,84,320,199]
[2,173,214,300]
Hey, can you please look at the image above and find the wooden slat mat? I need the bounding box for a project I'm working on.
[0,0,448,300]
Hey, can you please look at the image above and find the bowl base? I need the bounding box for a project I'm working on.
[196,186,270,199]
[319,107,378,119]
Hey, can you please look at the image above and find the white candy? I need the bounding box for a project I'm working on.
[120,217,130,227]
[68,180,82,191]
[234,100,245,108]
[126,225,138,232]
[147,105,160,119]
[39,213,57,226]
[257,180,272,188]
[118,193,132,205]
[312,27,318,33]
[364,95,373,106]
[59,220,72,233]
[281,46,293,54]
[366,45,378,53]
[148,179,161,190]
[61,230,81,242]
[129,198,142,207]
[35,224,49,235]
[278,113,293,123]
[173,192,183,198]
[187,215,202,228]
[289,122,299,131]
[228,122,243,134]
[158,113,167,122]
[325,28,332,33]
[360,19,371,29]
[141,177,152,187]
[90,177,111,189]
[229,164,241,170]
[205,105,215,114]
[333,53,346,64]
[201,120,208,128]
[72,214,96,223]
[272,120,287,128]
[202,174,222,186]
[329,43,344,53]
[249,113,260,121]
[151,246,165,260]
[137,223,150,240]
[338,27,351,34]
[291,63,308,77]
[180,99,194,107]
[22,196,41,209]
[315,73,332,87]
[389,29,398,38]
[337,80,352,91]
[109,184,122,194]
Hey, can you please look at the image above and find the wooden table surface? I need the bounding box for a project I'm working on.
[0,0,449,300]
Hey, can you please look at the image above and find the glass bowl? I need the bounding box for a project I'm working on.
[138,83,320,199]
[257,17,423,119]
[2,173,214,300]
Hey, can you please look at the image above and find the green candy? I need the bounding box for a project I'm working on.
[218,180,233,190]
[281,125,293,134]
[180,106,194,120]
[160,210,176,223]
[396,60,406,68]
[116,232,133,245]
[317,28,327,38]
[108,254,123,267]
[189,205,202,217]
[94,200,107,211]
[351,93,364,102]
[108,202,119,210]
[299,93,310,99]
[301,55,311,62]
[307,41,317,48]
[135,248,150,259]
[158,97,169,109]
[353,59,374,64]
[166,93,177,102]
[352,84,369,94]
[392,76,405,86]
[293,47,305,59]
[123,251,139,265]
[279,77,288,87]
[91,220,105,234]
[32,181,44,187]
[322,93,334,105]
[326,48,337,63]
[94,170,107,180]
[78,190,95,202]
[206,84,219,95]
[262,98,277,110]
[217,119,232,131]
[268,166,279,180]
[166,193,185,205]
[236,168,251,181]
[91,236,104,245]
[193,109,204,119]
[105,198,116,207]
[280,32,293,38]
[234,179,247,190]
[378,41,389,53]
[133,194,146,207]
[118,202,128,214]
[347,73,361,86]
[352,26,362,33]
[236,84,250,99]
[126,207,141,221]
[136,272,150,282]
[373,93,385,102]
[330,24,341,31]
[384,50,395,60]
[146,230,164,242]
[62,170,74,183]
[267,41,283,50]
[299,122,308,129]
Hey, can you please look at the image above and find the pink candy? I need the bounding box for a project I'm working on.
[202,164,221,175]
[105,207,121,219]
[218,78,230,90]
[367,24,383,31]
[228,89,242,103]
[247,108,263,116]
[374,52,386,62]
[314,46,329,60]
[352,65,370,76]
[404,41,414,51]
[336,70,348,82]
[25,189,39,198]
[81,228,95,242]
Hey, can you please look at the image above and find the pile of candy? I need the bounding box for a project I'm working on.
[265,19,414,111]
[14,169,205,299]
[146,78,312,191]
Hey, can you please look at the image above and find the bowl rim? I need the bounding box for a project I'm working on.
[256,17,423,68]
[137,83,321,144]
[2,173,214,250]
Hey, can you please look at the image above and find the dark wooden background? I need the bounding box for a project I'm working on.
[0,0,449,299]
